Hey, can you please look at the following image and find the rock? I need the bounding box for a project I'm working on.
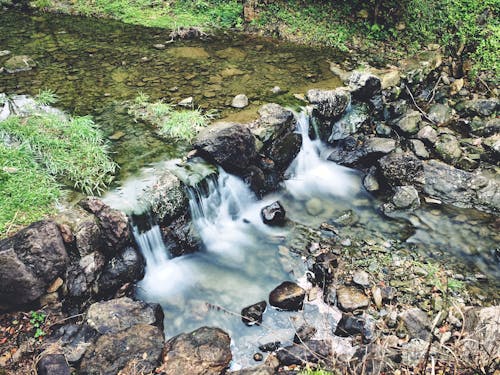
[459,306,500,369]
[435,133,462,162]
[96,247,145,296]
[86,297,163,334]
[336,286,370,312]
[269,281,306,311]
[74,219,103,257]
[306,198,324,216]
[393,110,421,135]
[194,122,257,173]
[363,167,380,192]
[167,47,209,59]
[306,88,351,119]
[276,340,331,366]
[427,103,453,125]
[391,185,420,209]
[368,67,401,89]
[348,71,381,100]
[400,308,431,340]
[0,220,69,310]
[449,78,464,95]
[229,366,274,375]
[80,324,164,375]
[327,136,395,168]
[456,98,499,117]
[159,327,231,375]
[334,313,374,343]
[378,152,425,189]
[311,253,337,288]
[329,104,369,141]
[400,49,442,83]
[4,55,36,73]
[242,301,267,326]
[423,159,500,213]
[139,169,188,223]
[467,117,500,137]
[384,100,409,120]
[417,125,438,144]
[161,212,200,256]
[258,342,281,352]
[79,197,131,256]
[231,94,249,108]
[178,96,194,107]
[352,270,370,288]
[37,354,71,375]
[364,137,397,155]
[260,201,286,226]
[49,324,97,364]
[293,323,317,343]
[0,50,11,57]
[410,139,430,159]
[400,338,433,367]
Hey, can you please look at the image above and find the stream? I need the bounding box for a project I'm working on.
[1,8,499,369]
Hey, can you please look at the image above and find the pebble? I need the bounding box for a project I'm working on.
[353,270,370,288]
[341,238,352,247]
[253,353,263,361]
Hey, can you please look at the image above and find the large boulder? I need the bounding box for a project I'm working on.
[327,136,396,168]
[86,297,163,334]
[79,324,164,375]
[329,104,369,142]
[0,220,69,310]
[378,152,425,189]
[348,71,381,100]
[194,122,257,173]
[306,88,351,139]
[269,281,306,311]
[158,327,232,375]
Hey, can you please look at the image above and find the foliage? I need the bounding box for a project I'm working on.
[129,95,211,142]
[0,144,59,237]
[29,311,46,339]
[299,368,334,375]
[0,114,117,195]
[34,88,59,106]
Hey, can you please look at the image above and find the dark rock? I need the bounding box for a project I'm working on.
[243,165,267,196]
[435,133,462,162]
[266,131,302,172]
[0,220,68,310]
[381,286,397,302]
[378,152,425,189]
[96,247,145,296]
[162,212,200,257]
[194,122,257,173]
[456,98,499,117]
[327,136,396,168]
[336,286,370,312]
[276,340,332,366]
[37,354,71,375]
[384,100,408,120]
[74,219,103,257]
[159,327,231,375]
[79,197,131,256]
[467,117,500,137]
[311,252,338,288]
[80,324,164,375]
[229,366,274,375]
[86,297,163,334]
[329,104,369,141]
[348,71,382,100]
[49,324,97,363]
[400,308,431,340]
[259,342,281,352]
[269,281,305,311]
[242,301,267,326]
[260,201,286,226]
[253,353,263,361]
[427,103,453,125]
[423,160,500,214]
[293,323,317,343]
[306,88,350,119]
[334,313,374,343]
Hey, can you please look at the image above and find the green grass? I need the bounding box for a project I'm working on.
[0,114,117,195]
[34,88,59,106]
[299,368,335,375]
[0,144,59,237]
[129,95,211,142]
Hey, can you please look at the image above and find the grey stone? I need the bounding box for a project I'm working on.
[306,198,324,216]
[352,270,370,288]
[400,308,431,340]
[4,55,36,73]
[378,152,425,189]
[37,354,70,375]
[348,71,382,100]
[306,88,351,119]
[391,185,420,209]
[364,137,397,154]
[329,104,369,141]
[178,96,194,107]
[363,167,380,192]
[427,103,453,125]
[435,133,462,162]
[231,94,249,108]
[276,340,331,366]
[457,98,499,117]
[410,139,430,159]
[417,125,438,144]
[393,110,421,134]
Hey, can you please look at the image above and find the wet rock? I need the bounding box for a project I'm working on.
[391,185,420,209]
[312,252,338,288]
[0,220,68,310]
[261,201,286,226]
[269,281,306,311]
[80,324,164,375]
[329,104,369,141]
[306,88,350,119]
[336,286,370,312]
[159,327,231,375]
[456,98,499,117]
[384,99,408,120]
[49,324,97,364]
[242,301,267,326]
[167,47,209,59]
[427,103,453,125]
[139,169,188,224]
[306,198,324,216]
[435,133,462,162]
[79,197,131,256]
[37,354,70,375]
[259,342,281,352]
[348,71,381,100]
[276,340,331,366]
[194,122,257,173]
[393,110,421,135]
[162,212,200,257]
[293,323,317,343]
[400,308,431,340]
[4,55,36,73]
[378,152,425,189]
[327,136,395,167]
[363,167,380,192]
[86,297,163,334]
[333,209,359,226]
[410,139,429,159]
[352,270,370,288]
[96,247,145,296]
[231,94,249,108]
[417,125,438,145]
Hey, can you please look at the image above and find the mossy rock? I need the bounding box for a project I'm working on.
[4,55,36,73]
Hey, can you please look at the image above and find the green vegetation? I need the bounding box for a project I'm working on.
[299,368,334,375]
[0,145,59,236]
[129,94,212,142]
[29,311,47,339]
[34,88,59,106]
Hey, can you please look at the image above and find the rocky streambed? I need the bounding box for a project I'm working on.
[1,9,499,375]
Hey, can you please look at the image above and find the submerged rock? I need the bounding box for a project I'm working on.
[4,54,36,73]
[0,220,68,310]
[194,122,257,173]
[269,281,305,311]
[260,201,286,226]
[391,185,420,209]
[241,301,267,326]
[159,327,231,375]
